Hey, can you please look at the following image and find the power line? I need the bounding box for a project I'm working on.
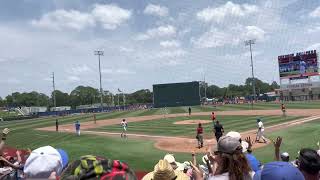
[94,50,104,111]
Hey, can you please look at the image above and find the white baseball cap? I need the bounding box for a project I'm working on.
[226,131,249,153]
[164,154,176,164]
[24,146,67,178]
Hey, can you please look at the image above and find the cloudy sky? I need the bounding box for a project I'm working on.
[0,0,320,97]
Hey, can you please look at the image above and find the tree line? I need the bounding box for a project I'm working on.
[0,77,279,108]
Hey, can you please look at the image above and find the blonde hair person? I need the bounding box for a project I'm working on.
[192,136,254,180]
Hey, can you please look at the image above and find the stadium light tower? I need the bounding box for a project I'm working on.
[94,50,104,111]
[51,72,56,109]
[245,39,257,107]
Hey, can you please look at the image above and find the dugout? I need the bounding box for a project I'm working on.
[153,82,200,108]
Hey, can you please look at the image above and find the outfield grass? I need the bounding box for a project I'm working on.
[1,102,319,171]
[253,119,320,163]
[93,115,303,137]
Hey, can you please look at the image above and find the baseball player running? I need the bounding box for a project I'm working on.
[256,118,267,143]
[121,119,128,138]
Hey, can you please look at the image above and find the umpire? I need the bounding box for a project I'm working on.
[213,120,224,142]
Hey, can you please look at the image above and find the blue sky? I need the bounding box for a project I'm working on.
[0,0,320,97]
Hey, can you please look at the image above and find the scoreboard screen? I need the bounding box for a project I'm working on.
[278,50,318,79]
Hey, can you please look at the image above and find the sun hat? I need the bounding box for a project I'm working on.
[225,131,249,153]
[253,161,304,180]
[23,146,69,178]
[142,160,189,180]
[216,136,242,154]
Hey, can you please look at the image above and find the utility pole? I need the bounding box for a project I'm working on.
[51,72,56,109]
[94,50,104,112]
[245,39,256,109]
[204,74,207,100]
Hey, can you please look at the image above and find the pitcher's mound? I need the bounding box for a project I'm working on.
[174,120,211,125]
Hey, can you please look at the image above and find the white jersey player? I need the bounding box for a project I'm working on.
[121,119,128,138]
[256,118,267,143]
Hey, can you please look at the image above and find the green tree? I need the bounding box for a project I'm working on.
[70,86,100,107]
[51,90,70,107]
[127,89,153,104]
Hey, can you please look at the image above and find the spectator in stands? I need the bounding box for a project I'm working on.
[163,154,183,171]
[253,161,304,180]
[142,159,188,180]
[226,131,261,172]
[196,123,204,149]
[272,136,291,163]
[23,146,69,179]
[192,136,254,180]
[296,148,320,180]
[60,155,137,180]
[0,128,10,154]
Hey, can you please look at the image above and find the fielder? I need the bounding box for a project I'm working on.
[281,103,286,117]
[75,121,80,136]
[121,119,128,138]
[256,118,267,143]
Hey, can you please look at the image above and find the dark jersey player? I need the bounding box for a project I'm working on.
[213,121,224,142]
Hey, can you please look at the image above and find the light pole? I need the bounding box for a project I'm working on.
[245,39,256,108]
[94,50,104,111]
[51,72,56,110]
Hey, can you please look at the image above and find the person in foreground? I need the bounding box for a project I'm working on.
[191,135,254,180]
[297,148,320,180]
[253,161,305,180]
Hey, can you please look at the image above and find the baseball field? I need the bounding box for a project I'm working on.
[1,102,320,171]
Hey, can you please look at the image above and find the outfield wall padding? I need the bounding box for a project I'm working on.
[153,82,200,108]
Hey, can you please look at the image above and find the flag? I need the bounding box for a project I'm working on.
[118,88,122,92]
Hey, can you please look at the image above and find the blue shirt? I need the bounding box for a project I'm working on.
[246,153,260,172]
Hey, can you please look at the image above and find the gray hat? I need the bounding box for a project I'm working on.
[217,136,242,154]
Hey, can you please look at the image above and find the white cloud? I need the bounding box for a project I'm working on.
[192,25,265,48]
[306,43,320,51]
[192,28,239,48]
[309,6,320,18]
[160,40,180,48]
[31,10,95,30]
[102,68,135,75]
[135,25,176,40]
[119,46,134,52]
[196,1,258,23]
[31,4,131,30]
[6,78,21,84]
[156,49,187,58]
[70,65,92,75]
[144,4,169,17]
[92,4,131,30]
[243,26,266,41]
[67,76,80,82]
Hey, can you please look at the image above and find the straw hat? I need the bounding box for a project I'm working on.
[142,160,189,180]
